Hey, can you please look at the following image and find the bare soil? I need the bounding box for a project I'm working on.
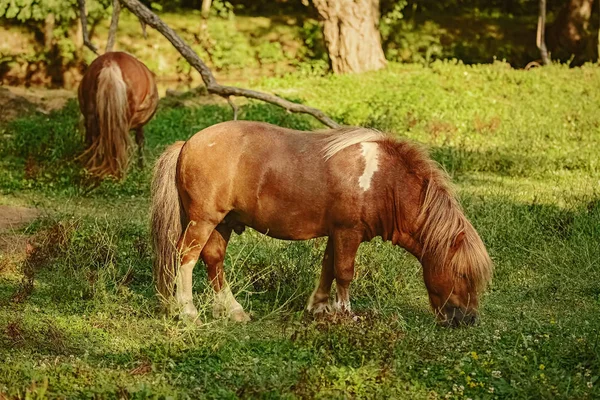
[0,86,75,123]
[0,205,39,271]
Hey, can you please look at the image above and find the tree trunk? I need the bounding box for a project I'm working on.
[549,0,594,58]
[201,0,212,19]
[44,14,55,51]
[313,0,387,74]
[106,0,121,52]
[200,0,211,32]
[537,0,550,65]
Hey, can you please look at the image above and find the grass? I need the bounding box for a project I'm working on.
[1,62,599,398]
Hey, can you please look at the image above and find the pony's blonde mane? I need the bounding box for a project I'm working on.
[321,127,385,160]
[409,146,493,291]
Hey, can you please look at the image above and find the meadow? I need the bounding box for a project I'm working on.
[0,61,599,398]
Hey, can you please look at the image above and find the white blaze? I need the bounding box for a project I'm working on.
[358,142,379,191]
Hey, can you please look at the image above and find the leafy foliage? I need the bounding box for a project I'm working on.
[1,63,599,397]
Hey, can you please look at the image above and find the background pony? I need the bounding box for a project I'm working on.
[78,51,158,179]
[151,121,493,327]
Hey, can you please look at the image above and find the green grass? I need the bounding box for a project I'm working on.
[1,62,599,398]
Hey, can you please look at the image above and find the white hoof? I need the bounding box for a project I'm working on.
[309,301,332,315]
[333,300,352,313]
[230,307,251,322]
[180,304,201,323]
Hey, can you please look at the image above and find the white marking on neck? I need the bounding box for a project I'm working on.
[358,142,379,191]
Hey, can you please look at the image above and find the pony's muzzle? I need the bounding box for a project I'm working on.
[438,306,478,328]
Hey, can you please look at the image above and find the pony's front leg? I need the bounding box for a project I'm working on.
[332,230,362,314]
[307,237,334,315]
[202,225,250,322]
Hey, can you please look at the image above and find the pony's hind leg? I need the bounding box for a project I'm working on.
[176,219,220,321]
[307,237,334,315]
[201,224,250,322]
[135,127,145,169]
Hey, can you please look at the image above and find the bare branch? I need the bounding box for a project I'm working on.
[78,0,99,55]
[140,20,147,39]
[106,0,121,52]
[118,0,340,128]
[227,96,238,120]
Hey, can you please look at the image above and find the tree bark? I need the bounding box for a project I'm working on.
[313,0,387,74]
[537,0,550,65]
[549,0,594,58]
[118,0,340,128]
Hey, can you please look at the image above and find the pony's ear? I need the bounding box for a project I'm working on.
[451,231,465,252]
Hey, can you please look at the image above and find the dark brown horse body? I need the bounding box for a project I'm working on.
[78,51,158,179]
[151,121,492,326]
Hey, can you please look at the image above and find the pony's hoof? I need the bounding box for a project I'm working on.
[179,311,202,325]
[310,302,332,316]
[213,303,250,322]
[230,309,251,323]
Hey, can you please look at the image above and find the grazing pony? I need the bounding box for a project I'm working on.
[151,121,492,327]
[78,52,158,179]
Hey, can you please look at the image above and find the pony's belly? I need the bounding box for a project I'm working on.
[226,210,327,241]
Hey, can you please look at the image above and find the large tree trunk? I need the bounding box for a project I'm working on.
[313,0,387,74]
[548,0,595,60]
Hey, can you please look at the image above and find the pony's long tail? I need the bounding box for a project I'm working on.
[150,141,185,301]
[84,61,131,179]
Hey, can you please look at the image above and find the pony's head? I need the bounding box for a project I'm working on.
[416,175,493,327]
[421,226,492,327]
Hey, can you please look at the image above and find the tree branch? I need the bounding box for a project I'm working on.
[118,0,340,128]
[227,96,238,120]
[78,0,99,55]
[140,20,147,39]
[106,0,121,52]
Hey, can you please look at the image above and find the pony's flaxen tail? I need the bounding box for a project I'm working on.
[84,61,131,179]
[150,141,185,300]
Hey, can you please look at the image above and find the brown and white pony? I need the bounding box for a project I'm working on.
[151,121,493,327]
[78,52,158,179]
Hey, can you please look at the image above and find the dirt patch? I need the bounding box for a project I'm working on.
[0,205,39,232]
[0,205,39,272]
[0,86,75,123]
